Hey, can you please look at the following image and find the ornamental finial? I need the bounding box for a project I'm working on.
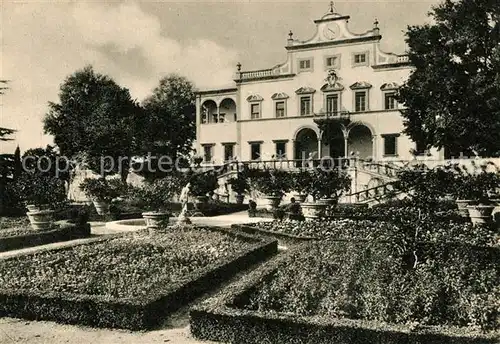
[329,1,335,13]
[237,62,241,72]
[374,18,379,28]
[288,30,293,39]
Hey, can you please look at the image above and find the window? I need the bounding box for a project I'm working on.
[298,58,313,72]
[354,54,366,64]
[384,92,397,110]
[354,91,367,112]
[353,52,369,66]
[223,144,235,162]
[324,54,340,69]
[300,96,312,116]
[275,101,286,118]
[326,94,339,115]
[250,103,261,119]
[202,145,214,163]
[275,141,287,159]
[250,142,262,160]
[382,134,399,156]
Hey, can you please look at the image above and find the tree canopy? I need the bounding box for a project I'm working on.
[398,0,500,158]
[43,66,143,178]
[141,74,196,161]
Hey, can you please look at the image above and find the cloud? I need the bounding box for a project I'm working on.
[0,1,238,152]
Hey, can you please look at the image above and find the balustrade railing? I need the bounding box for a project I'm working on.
[237,68,276,80]
[349,182,397,203]
[355,158,400,178]
[396,55,410,63]
[313,111,350,120]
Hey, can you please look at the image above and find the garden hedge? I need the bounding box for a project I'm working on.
[190,245,500,344]
[0,220,91,252]
[0,227,277,330]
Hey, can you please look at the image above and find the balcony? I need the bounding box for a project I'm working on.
[235,66,294,83]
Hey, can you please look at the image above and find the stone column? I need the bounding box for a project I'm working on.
[372,135,377,161]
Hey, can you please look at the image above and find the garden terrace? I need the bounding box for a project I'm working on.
[191,240,500,344]
[0,220,91,252]
[0,225,277,330]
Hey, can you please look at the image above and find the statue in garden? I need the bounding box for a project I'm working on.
[177,182,192,224]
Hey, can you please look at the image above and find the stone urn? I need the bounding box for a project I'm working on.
[467,205,495,226]
[455,199,472,218]
[142,212,171,234]
[93,199,111,215]
[261,195,282,211]
[293,193,308,203]
[25,204,50,212]
[301,202,328,221]
[27,209,55,230]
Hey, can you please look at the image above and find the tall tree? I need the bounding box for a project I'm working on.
[140,74,196,175]
[398,0,500,158]
[43,65,143,180]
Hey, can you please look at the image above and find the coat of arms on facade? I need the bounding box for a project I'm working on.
[325,69,340,87]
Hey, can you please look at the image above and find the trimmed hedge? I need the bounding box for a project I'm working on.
[0,227,277,330]
[0,220,91,252]
[190,245,500,344]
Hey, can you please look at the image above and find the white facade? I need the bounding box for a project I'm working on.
[196,9,437,165]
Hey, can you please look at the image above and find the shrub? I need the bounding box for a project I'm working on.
[189,170,219,197]
[79,177,124,202]
[228,171,250,195]
[303,167,351,201]
[289,169,313,195]
[15,173,66,208]
[248,169,291,198]
[127,177,178,212]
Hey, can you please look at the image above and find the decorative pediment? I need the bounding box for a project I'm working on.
[380,82,399,90]
[295,87,316,95]
[321,82,344,92]
[271,92,289,100]
[350,81,372,90]
[246,94,263,102]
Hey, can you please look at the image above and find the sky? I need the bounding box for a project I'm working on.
[0,0,440,153]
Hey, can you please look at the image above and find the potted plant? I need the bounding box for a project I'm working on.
[228,171,249,204]
[248,169,291,211]
[301,168,351,220]
[79,177,123,215]
[465,172,499,226]
[289,169,313,203]
[128,178,175,233]
[16,173,66,230]
[449,165,477,217]
[189,170,219,210]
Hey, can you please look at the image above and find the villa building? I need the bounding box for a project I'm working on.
[195,6,438,166]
